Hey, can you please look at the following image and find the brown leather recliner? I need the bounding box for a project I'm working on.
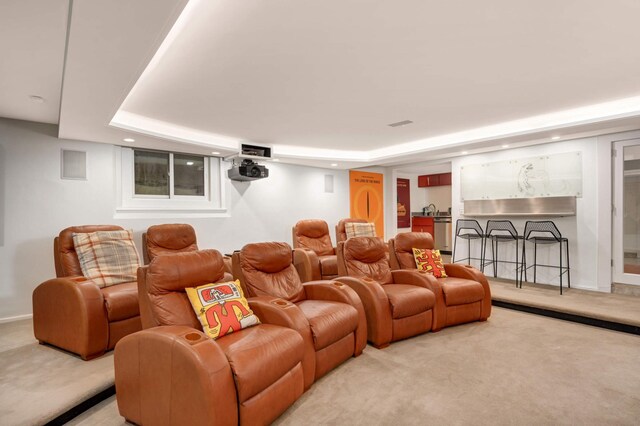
[336,236,437,348]
[389,232,491,330]
[335,218,368,243]
[32,225,142,360]
[116,249,305,426]
[142,223,232,273]
[234,242,367,390]
[292,219,338,282]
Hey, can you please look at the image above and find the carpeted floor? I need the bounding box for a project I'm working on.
[490,279,640,327]
[67,307,640,425]
[0,319,114,426]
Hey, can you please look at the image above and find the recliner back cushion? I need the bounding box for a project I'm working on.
[240,242,305,302]
[342,237,393,284]
[146,223,198,261]
[394,232,434,269]
[294,220,334,256]
[56,225,124,277]
[145,249,227,328]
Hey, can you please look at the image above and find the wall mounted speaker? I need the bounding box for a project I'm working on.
[61,150,87,180]
[324,174,334,193]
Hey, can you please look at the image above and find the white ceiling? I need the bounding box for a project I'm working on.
[3,0,640,168]
[0,0,68,124]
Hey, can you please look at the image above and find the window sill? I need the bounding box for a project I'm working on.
[114,206,229,219]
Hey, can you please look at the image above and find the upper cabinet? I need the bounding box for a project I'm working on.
[418,172,451,187]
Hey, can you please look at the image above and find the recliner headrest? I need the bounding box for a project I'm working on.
[395,232,434,253]
[146,249,226,294]
[343,236,386,263]
[295,219,330,239]
[241,242,293,273]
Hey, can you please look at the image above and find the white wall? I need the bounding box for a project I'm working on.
[0,118,350,320]
[450,138,611,291]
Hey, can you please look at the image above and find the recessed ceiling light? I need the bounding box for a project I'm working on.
[273,158,280,162]
[211,151,220,155]
[331,163,338,167]
[29,95,45,103]
[461,151,468,155]
[123,138,135,142]
[551,136,561,140]
[502,144,510,148]
[388,120,413,128]
[186,161,194,166]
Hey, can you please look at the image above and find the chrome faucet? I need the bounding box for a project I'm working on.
[424,203,437,216]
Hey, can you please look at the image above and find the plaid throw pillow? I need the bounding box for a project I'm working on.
[345,222,376,239]
[72,230,140,288]
[412,248,448,278]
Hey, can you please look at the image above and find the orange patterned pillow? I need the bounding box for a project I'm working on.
[412,248,448,278]
[186,280,260,340]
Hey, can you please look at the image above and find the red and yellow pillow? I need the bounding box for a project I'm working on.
[412,248,448,278]
[186,280,260,340]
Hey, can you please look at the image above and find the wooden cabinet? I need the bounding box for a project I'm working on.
[411,216,434,238]
[438,172,452,186]
[418,172,451,187]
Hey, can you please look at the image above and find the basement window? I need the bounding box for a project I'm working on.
[116,147,226,218]
[134,150,206,198]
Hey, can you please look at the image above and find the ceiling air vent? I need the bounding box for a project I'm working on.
[388,120,413,128]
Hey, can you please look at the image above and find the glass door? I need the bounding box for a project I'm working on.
[613,139,640,285]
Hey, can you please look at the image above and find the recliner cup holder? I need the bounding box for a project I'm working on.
[184,332,203,342]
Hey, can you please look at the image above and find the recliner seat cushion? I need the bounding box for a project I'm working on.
[319,255,338,277]
[296,300,359,350]
[102,281,139,321]
[215,324,304,402]
[440,278,485,306]
[383,284,435,319]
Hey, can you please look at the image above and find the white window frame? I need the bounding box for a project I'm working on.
[612,138,640,286]
[115,146,228,218]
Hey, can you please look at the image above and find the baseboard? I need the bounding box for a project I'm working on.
[492,300,640,335]
[0,313,32,324]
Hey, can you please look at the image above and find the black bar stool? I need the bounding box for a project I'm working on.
[520,220,571,294]
[483,220,522,286]
[452,219,485,270]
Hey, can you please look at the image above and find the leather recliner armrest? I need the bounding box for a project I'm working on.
[114,326,237,426]
[444,264,492,320]
[333,276,393,348]
[248,296,316,390]
[303,280,367,356]
[292,248,321,282]
[32,277,109,360]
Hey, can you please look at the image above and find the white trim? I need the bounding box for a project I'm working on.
[612,137,640,286]
[0,313,32,324]
[115,147,227,217]
[111,96,640,162]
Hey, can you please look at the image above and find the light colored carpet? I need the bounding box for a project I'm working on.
[490,279,640,327]
[69,308,640,425]
[0,319,114,426]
